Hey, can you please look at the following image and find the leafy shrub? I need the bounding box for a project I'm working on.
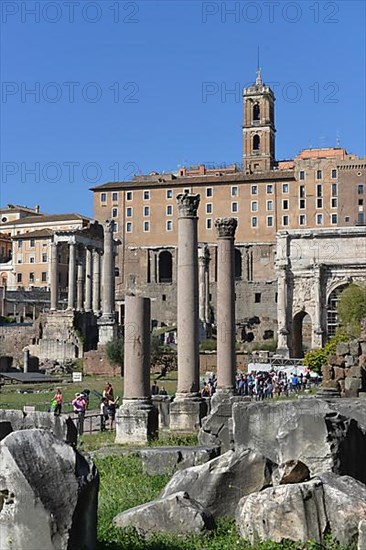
[304,332,349,374]
[337,283,366,337]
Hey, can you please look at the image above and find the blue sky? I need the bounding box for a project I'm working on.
[1,0,365,217]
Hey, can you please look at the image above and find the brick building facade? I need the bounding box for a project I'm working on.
[91,71,365,347]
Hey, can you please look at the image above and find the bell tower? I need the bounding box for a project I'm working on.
[243,69,276,173]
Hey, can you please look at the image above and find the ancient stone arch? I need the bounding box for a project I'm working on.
[276,228,366,357]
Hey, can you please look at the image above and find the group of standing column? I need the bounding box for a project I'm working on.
[50,241,102,314]
[50,220,116,321]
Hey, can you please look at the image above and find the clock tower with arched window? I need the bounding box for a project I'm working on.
[243,69,276,173]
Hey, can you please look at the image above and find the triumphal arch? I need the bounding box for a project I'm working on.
[276,227,366,357]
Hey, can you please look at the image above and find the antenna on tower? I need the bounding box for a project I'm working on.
[336,130,341,147]
[256,46,262,85]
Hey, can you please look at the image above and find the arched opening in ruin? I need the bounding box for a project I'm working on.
[234,248,242,279]
[326,283,348,339]
[253,134,261,151]
[158,251,173,283]
[292,310,312,358]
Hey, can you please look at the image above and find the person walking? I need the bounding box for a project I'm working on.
[53,388,63,416]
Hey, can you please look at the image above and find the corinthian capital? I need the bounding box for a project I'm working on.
[176,193,200,218]
[214,217,238,238]
[103,219,115,234]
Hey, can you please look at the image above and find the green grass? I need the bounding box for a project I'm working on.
[0,372,179,413]
[95,456,354,550]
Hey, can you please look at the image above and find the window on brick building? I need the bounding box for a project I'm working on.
[231,186,238,196]
[29,272,34,283]
[253,134,260,151]
[17,273,22,283]
[166,220,173,231]
[266,200,273,211]
[345,216,350,222]
[267,216,273,227]
[112,222,118,232]
[30,256,35,264]
[255,293,261,303]
[126,222,132,232]
[358,184,364,194]
[166,205,172,216]
[166,189,173,199]
[42,253,47,262]
[206,218,212,229]
[332,183,337,196]
[112,192,118,201]
[143,221,150,232]
[144,206,150,217]
[331,198,338,208]
[126,207,132,217]
[251,185,258,195]
[251,201,258,212]
[299,185,305,198]
[112,208,118,218]
[232,202,238,213]
[30,239,35,248]
[282,199,289,210]
[266,184,273,194]
[299,170,305,180]
[359,199,364,206]
[41,272,47,282]
[251,217,258,228]
[299,214,306,225]
[299,199,306,209]
[331,214,337,224]
[206,203,212,214]
[317,198,323,208]
[126,191,133,201]
[316,170,323,180]
[282,215,289,226]
[101,193,106,202]
[282,183,289,193]
[206,188,213,198]
[316,213,323,225]
[143,190,150,200]
[331,169,337,179]
[317,184,323,197]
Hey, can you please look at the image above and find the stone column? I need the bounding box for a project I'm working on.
[76,256,84,312]
[67,241,76,310]
[50,242,58,311]
[92,249,101,315]
[170,193,206,432]
[115,295,158,444]
[276,264,290,356]
[215,217,238,393]
[23,348,29,373]
[84,247,93,312]
[312,264,323,349]
[98,221,117,344]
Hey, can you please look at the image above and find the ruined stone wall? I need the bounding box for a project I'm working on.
[0,323,38,364]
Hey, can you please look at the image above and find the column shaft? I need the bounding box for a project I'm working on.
[76,261,84,311]
[50,242,58,311]
[312,266,323,349]
[215,218,237,393]
[101,221,115,317]
[67,242,76,310]
[84,247,93,312]
[123,296,151,400]
[92,249,101,314]
[176,194,200,396]
[277,266,289,352]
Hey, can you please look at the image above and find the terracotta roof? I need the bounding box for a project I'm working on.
[0,213,91,226]
[91,169,296,192]
[12,229,54,239]
[295,148,347,160]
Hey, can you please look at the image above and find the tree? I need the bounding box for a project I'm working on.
[105,337,124,372]
[337,283,366,337]
[304,332,348,374]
